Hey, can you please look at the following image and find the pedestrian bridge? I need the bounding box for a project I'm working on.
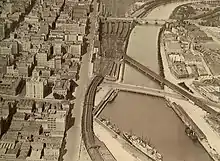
[101,81,185,100]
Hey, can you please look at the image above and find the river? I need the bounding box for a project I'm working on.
[99,2,213,161]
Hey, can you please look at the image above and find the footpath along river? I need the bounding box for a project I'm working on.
[99,2,213,161]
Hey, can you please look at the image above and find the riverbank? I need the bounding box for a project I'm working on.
[99,1,216,161]
[123,25,162,89]
[94,118,151,161]
[159,24,220,161]
[118,20,138,83]
[157,25,166,89]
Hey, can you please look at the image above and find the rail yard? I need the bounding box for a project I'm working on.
[93,18,135,81]
[81,0,220,161]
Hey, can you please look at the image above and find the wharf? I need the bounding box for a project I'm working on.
[94,118,153,161]
[167,99,206,140]
[160,28,220,160]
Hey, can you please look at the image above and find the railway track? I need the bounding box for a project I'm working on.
[82,75,105,161]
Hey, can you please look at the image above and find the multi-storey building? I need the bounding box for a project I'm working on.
[0,20,5,40]
[69,44,81,58]
[36,52,48,67]
[47,110,66,133]
[0,77,24,96]
[54,56,61,69]
[26,77,46,99]
[52,79,70,97]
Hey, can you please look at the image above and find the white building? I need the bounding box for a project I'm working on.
[47,110,66,133]
[26,77,46,99]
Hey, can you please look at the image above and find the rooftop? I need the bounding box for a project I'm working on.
[165,41,182,52]
[53,79,70,90]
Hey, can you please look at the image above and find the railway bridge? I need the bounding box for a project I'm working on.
[124,55,219,116]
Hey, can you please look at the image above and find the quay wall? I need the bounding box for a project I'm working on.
[159,25,217,161]
[157,25,166,89]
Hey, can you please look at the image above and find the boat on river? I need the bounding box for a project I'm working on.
[185,126,198,142]
[123,132,163,161]
[100,118,121,135]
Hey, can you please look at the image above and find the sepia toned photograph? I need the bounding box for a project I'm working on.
[0,0,220,161]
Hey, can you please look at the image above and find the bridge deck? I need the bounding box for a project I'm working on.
[124,55,219,116]
[102,82,184,99]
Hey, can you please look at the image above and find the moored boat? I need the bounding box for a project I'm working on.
[185,126,198,142]
[123,132,163,161]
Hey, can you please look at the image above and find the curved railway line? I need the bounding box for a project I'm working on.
[82,1,220,160]
[82,75,104,161]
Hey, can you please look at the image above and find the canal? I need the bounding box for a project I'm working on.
[99,2,213,161]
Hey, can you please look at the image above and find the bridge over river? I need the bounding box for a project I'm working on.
[124,55,219,116]
[101,81,185,99]
[101,16,175,25]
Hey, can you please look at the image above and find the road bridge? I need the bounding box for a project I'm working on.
[130,0,220,18]
[103,17,175,25]
[101,82,185,99]
[124,55,219,116]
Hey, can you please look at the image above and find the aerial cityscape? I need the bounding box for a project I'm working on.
[0,0,220,161]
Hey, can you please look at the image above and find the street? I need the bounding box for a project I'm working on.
[63,0,98,161]
[63,42,90,161]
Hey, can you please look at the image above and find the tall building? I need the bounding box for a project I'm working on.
[55,56,61,69]
[47,58,55,68]
[6,3,13,14]
[0,57,8,75]
[53,43,62,55]
[26,77,46,99]
[0,117,3,136]
[17,61,32,77]
[47,110,66,132]
[0,77,24,96]
[36,52,48,66]
[0,40,19,55]
[0,20,5,40]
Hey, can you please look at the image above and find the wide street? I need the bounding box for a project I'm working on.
[63,0,98,161]
[63,38,90,161]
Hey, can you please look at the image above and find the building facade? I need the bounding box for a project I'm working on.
[26,77,46,99]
